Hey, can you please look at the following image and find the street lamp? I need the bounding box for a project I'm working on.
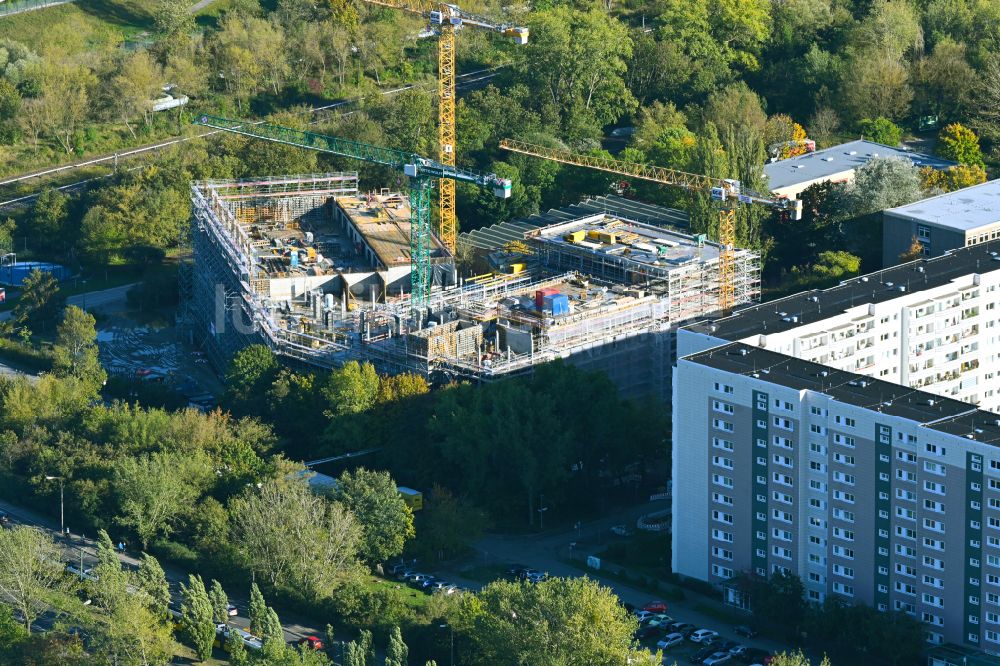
[44,475,64,535]
[439,624,454,666]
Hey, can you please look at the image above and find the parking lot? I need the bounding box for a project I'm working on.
[630,604,770,665]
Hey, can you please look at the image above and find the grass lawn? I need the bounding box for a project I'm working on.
[0,0,155,52]
[365,575,432,613]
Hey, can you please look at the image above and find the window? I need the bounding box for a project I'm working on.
[712,546,734,561]
[810,406,825,416]
[773,491,793,505]
[833,453,855,466]
[712,492,734,506]
[712,437,734,451]
[713,400,735,414]
[773,436,793,449]
[772,546,792,560]
[809,461,826,472]
[896,469,916,483]
[923,460,946,475]
[713,419,734,432]
[833,471,855,485]
[773,416,793,430]
[773,509,792,523]
[896,506,916,520]
[896,544,916,558]
[712,529,733,543]
[832,564,854,579]
[895,581,916,595]
[895,563,916,577]
[924,480,946,495]
[712,564,734,579]
[773,472,793,486]
[713,456,734,469]
[712,510,733,525]
[714,382,734,394]
[810,424,826,435]
[832,527,854,541]
[809,442,826,454]
[924,518,945,533]
[897,488,916,501]
[918,225,931,240]
[773,454,794,468]
[834,415,856,427]
[810,480,827,491]
[832,545,854,559]
[773,528,792,541]
[712,474,733,488]
[924,537,945,551]
[832,582,854,596]
[897,526,917,540]
[922,593,944,608]
[896,450,916,463]
[923,575,944,589]
[833,490,855,503]
[923,556,945,570]
[833,508,855,523]
[925,499,945,513]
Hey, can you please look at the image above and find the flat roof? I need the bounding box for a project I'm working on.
[336,193,448,268]
[683,342,1000,446]
[530,214,720,266]
[459,195,690,251]
[764,139,954,191]
[885,178,1000,231]
[684,239,1000,341]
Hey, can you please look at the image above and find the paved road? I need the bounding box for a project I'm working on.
[66,283,139,312]
[0,499,330,648]
[189,0,216,12]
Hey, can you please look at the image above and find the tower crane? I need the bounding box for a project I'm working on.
[193,115,512,311]
[361,0,528,254]
[498,138,802,313]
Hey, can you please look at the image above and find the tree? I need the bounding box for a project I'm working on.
[37,60,95,154]
[180,574,216,662]
[248,582,267,636]
[793,251,862,288]
[334,468,414,563]
[208,579,230,625]
[386,625,408,666]
[0,604,27,652]
[113,450,212,549]
[0,79,21,143]
[840,51,913,121]
[261,606,285,660]
[91,530,129,610]
[898,236,924,263]
[915,38,974,122]
[413,485,488,561]
[973,54,1000,141]
[0,526,64,632]
[858,117,902,146]
[227,632,250,666]
[703,82,767,142]
[29,189,69,248]
[768,652,831,666]
[230,478,362,596]
[808,107,840,146]
[920,164,987,192]
[323,361,381,417]
[111,51,162,137]
[937,123,984,167]
[136,553,171,620]
[52,306,106,390]
[358,629,375,666]
[463,577,650,665]
[12,269,63,328]
[514,7,636,138]
[226,344,279,412]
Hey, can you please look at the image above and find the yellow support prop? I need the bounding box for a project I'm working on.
[438,23,457,254]
[718,207,736,314]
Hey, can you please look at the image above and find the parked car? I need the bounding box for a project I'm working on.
[703,652,732,666]
[690,629,720,644]
[525,571,548,583]
[0,512,9,528]
[736,648,771,664]
[733,625,758,638]
[649,614,674,626]
[657,633,685,649]
[689,646,718,664]
[635,610,654,624]
[226,604,238,617]
[419,577,439,589]
[299,636,325,650]
[643,601,669,613]
[406,573,430,585]
[671,623,696,637]
[387,563,409,577]
[635,624,663,640]
[716,640,739,652]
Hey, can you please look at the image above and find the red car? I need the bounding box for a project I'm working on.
[299,636,324,650]
[642,601,668,613]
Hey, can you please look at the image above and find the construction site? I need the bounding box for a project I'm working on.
[184,172,760,400]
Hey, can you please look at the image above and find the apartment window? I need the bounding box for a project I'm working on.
[833,527,855,541]
[896,507,916,521]
[832,545,854,559]
[713,419,734,432]
[712,546,734,561]
[896,469,916,483]
[926,443,945,456]
[834,415,856,427]
[714,382,734,394]
[832,564,854,579]
[773,436,793,449]
[712,510,734,525]
[924,537,945,551]
[772,546,792,560]
[833,490,855,503]
[897,450,917,463]
[894,581,916,596]
[773,528,792,541]
[923,460,946,475]
[809,517,826,528]
[809,442,826,454]
[712,437,734,451]
[833,508,855,523]
[773,417,794,431]
[923,575,944,589]
[833,453,855,466]
[713,400,735,414]
[922,593,944,608]
[924,480,946,495]
[810,406,825,416]
[809,498,826,509]
[773,491,793,505]
[924,499,945,513]
[712,492,734,506]
[896,544,916,558]
[809,461,826,472]
[833,433,855,448]
[773,509,792,523]
[712,456,734,470]
[773,472,793,486]
[809,480,827,491]
[895,563,916,577]
[809,424,826,435]
[896,526,917,540]
[756,419,767,428]
[924,556,945,570]
[923,518,945,533]
[918,225,931,240]
[773,454,793,468]
[712,474,733,488]
[711,564,734,579]
[897,488,916,501]
[712,529,733,543]
[832,582,854,596]
[833,471,855,485]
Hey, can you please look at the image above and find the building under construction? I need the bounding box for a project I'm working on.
[185,173,760,400]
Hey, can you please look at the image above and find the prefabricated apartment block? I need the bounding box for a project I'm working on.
[673,240,1000,649]
[185,173,760,400]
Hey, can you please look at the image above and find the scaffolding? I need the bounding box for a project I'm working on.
[184,175,760,401]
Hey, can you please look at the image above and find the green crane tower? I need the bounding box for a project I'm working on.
[193,115,513,311]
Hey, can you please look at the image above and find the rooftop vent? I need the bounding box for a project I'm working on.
[848,151,857,155]
[820,370,829,377]
[861,276,869,282]
[927,398,936,406]
[885,282,894,287]
[738,348,749,356]
[916,266,925,273]
[823,157,834,162]
[808,296,819,302]
[898,285,907,292]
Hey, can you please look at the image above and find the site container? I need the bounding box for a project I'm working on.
[544,293,570,316]
[535,287,559,309]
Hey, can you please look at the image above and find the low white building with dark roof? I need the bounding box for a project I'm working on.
[883,179,1000,266]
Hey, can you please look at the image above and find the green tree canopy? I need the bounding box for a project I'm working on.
[334,468,414,563]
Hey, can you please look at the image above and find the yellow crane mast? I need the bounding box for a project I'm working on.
[498,138,803,313]
[361,0,527,254]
